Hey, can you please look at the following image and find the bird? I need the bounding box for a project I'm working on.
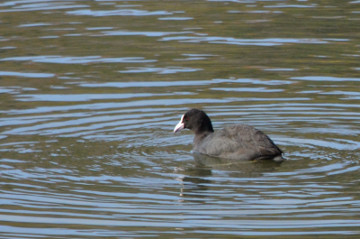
[173,108,284,162]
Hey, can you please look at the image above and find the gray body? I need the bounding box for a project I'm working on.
[193,124,283,162]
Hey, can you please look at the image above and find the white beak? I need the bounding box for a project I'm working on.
[173,114,185,133]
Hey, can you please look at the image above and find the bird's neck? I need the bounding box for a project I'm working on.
[197,120,214,134]
[194,130,213,144]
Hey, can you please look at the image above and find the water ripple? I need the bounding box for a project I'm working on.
[292,76,360,82]
[0,55,156,64]
[1,1,359,238]
[161,36,348,46]
[0,2,87,12]
[78,78,293,88]
[102,30,192,37]
[0,71,54,78]
[67,9,172,17]
[119,66,202,74]
[15,93,176,102]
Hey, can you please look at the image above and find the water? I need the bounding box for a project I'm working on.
[0,0,360,238]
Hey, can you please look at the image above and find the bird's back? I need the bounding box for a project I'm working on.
[193,124,283,161]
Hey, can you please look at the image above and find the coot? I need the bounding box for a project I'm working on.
[174,109,284,162]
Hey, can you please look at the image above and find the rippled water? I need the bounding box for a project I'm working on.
[1,0,360,238]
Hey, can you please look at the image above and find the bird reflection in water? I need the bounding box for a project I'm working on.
[175,153,283,200]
